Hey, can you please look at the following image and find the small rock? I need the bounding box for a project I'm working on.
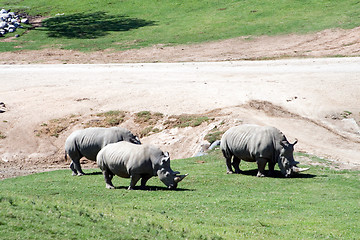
[209,140,221,150]
[21,18,28,24]
[0,102,6,113]
[0,22,7,29]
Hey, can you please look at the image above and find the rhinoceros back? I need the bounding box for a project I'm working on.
[220,124,283,162]
[65,127,131,161]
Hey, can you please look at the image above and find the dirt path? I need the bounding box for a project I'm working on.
[1,27,360,64]
[1,57,360,179]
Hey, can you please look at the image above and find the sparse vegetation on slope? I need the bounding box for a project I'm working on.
[35,110,215,138]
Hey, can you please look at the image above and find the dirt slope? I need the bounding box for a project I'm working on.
[1,27,360,64]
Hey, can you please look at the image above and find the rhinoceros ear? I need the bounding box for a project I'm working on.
[161,152,170,164]
[280,140,289,148]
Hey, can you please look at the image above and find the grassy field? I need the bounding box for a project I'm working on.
[1,150,359,239]
[0,0,359,52]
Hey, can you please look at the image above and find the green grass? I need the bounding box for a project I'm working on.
[166,115,213,128]
[135,111,163,124]
[1,150,359,239]
[96,110,127,126]
[0,0,359,52]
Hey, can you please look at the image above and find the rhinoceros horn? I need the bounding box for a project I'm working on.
[292,165,310,173]
[174,174,188,183]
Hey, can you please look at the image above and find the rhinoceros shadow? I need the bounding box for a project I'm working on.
[84,171,103,176]
[239,169,316,178]
[112,186,193,191]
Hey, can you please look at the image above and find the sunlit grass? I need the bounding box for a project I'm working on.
[1,150,359,239]
[0,0,359,52]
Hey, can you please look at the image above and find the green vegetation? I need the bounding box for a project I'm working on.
[166,114,213,128]
[35,111,216,138]
[96,110,127,126]
[36,115,80,137]
[1,0,359,52]
[135,111,163,125]
[0,131,6,139]
[36,111,128,137]
[139,126,161,138]
[1,150,359,239]
[341,110,352,119]
[36,117,76,138]
[205,131,223,144]
[205,126,225,144]
[134,111,164,137]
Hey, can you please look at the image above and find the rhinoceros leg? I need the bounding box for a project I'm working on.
[103,168,115,189]
[69,162,78,176]
[222,149,235,174]
[256,158,267,177]
[128,175,141,190]
[268,161,275,176]
[68,154,85,176]
[72,159,85,176]
[140,175,152,189]
[232,156,241,174]
[225,155,235,174]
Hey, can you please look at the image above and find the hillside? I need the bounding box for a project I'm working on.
[1,56,360,179]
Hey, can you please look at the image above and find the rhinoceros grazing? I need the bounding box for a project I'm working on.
[96,141,187,190]
[220,124,309,177]
[65,127,141,176]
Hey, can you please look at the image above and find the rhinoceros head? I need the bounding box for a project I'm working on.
[278,139,309,177]
[125,132,141,145]
[156,152,188,189]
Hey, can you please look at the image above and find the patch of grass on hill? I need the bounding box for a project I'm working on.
[35,111,129,137]
[0,0,359,52]
[134,111,164,125]
[1,150,359,239]
[35,116,80,137]
[134,111,164,137]
[139,126,161,138]
[205,126,226,144]
[165,114,213,128]
[95,110,127,127]
[35,111,215,138]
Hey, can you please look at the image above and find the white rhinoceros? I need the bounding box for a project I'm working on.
[96,141,187,190]
[65,127,140,176]
[220,124,309,177]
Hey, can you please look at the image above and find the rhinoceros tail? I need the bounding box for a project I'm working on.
[220,139,231,159]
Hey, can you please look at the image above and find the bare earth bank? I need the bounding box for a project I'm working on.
[1,57,360,179]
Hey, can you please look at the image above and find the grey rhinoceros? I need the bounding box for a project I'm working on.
[65,127,141,176]
[220,124,309,177]
[96,141,188,190]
